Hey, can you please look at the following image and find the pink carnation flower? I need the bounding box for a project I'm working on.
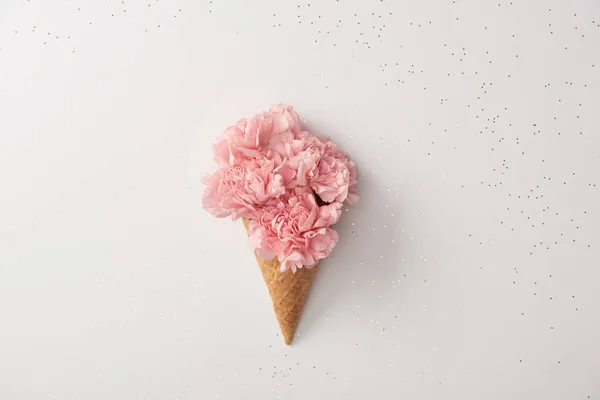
[202,156,284,220]
[247,192,342,273]
[213,106,301,167]
[272,131,325,189]
[309,140,359,204]
[310,153,350,203]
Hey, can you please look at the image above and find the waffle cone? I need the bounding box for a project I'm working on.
[243,218,318,345]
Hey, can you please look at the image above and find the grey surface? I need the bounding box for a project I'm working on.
[1,0,599,399]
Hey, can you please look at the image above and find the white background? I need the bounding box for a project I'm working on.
[1,0,599,399]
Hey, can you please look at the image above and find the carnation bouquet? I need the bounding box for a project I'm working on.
[202,104,358,344]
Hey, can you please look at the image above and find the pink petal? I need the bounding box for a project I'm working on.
[256,116,273,146]
[270,112,289,134]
